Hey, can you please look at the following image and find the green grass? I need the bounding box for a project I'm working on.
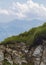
[3,60,11,65]
[1,23,46,46]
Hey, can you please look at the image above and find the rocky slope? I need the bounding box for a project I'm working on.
[0,23,46,65]
[0,40,46,65]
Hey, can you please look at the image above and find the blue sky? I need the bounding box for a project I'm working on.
[0,0,46,41]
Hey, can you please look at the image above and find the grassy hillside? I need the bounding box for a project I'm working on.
[1,23,46,46]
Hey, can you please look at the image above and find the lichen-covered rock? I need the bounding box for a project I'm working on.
[0,50,4,65]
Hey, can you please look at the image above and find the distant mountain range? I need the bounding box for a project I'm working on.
[0,19,45,41]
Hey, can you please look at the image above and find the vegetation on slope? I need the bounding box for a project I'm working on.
[1,23,46,46]
[1,23,46,65]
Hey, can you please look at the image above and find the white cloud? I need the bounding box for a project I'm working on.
[0,0,46,21]
[10,0,46,20]
[0,8,9,15]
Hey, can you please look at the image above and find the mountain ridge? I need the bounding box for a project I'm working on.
[0,23,46,65]
[1,23,46,46]
[0,19,44,41]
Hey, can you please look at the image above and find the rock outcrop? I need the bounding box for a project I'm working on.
[0,40,46,65]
